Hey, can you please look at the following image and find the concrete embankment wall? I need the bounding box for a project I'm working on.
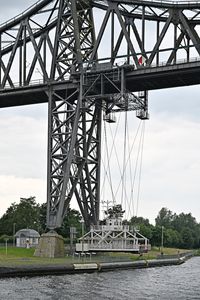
[97,257,184,271]
[0,256,188,278]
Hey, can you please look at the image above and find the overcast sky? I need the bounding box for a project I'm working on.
[0,1,200,225]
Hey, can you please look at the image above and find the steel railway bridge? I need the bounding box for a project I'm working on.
[1,0,200,230]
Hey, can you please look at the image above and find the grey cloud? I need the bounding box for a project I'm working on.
[0,103,48,120]
[0,1,36,23]
[150,85,200,121]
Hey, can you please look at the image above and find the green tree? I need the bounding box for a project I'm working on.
[151,226,162,247]
[172,213,197,232]
[0,197,40,235]
[139,223,153,240]
[129,216,150,226]
[56,208,82,238]
[128,216,153,240]
[37,203,82,238]
[38,203,48,233]
[155,207,175,228]
[180,227,194,249]
[164,228,181,248]
[105,204,125,219]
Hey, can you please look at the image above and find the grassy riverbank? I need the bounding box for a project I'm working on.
[0,246,193,267]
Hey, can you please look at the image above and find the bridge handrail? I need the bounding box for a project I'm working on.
[1,75,70,91]
[150,56,200,68]
[112,0,200,5]
[0,0,46,28]
[1,78,45,90]
[1,56,200,91]
[143,0,200,4]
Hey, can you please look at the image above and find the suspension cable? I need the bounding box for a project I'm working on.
[101,114,122,206]
[101,113,146,221]
[121,110,128,211]
[103,121,115,204]
[136,121,145,216]
[114,120,142,202]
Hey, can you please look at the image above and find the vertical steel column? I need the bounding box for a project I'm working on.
[23,22,27,85]
[46,87,53,228]
[174,24,177,64]
[95,102,102,224]
[43,34,47,83]
[142,5,145,54]
[19,35,22,87]
[127,23,130,64]
[0,34,1,88]
[111,9,115,63]
[156,21,160,66]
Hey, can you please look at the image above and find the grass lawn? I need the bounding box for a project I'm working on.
[0,247,70,266]
[0,246,192,267]
[0,247,35,258]
[101,247,190,260]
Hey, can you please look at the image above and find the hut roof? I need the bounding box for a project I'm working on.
[15,228,40,238]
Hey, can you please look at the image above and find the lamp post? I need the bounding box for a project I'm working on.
[13,223,16,247]
[70,227,76,255]
[80,218,84,255]
[5,238,8,256]
[161,226,164,255]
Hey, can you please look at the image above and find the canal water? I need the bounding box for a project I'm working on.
[0,257,200,299]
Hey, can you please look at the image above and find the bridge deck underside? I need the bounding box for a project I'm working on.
[126,63,200,91]
[0,63,199,108]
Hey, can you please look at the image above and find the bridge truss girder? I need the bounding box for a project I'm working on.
[1,0,200,88]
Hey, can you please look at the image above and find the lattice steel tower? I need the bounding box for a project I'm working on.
[46,0,148,230]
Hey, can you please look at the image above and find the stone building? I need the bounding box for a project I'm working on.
[15,229,40,248]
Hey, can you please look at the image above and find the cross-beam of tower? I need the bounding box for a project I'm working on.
[1,0,200,230]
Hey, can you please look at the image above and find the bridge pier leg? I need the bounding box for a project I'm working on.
[34,231,65,258]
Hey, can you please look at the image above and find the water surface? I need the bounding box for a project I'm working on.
[0,257,199,299]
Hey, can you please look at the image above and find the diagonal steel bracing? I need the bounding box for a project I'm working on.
[47,0,101,229]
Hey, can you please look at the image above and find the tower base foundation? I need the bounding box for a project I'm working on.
[34,231,65,258]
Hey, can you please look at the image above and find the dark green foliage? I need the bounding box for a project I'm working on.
[152,207,200,249]
[151,226,163,247]
[171,213,197,232]
[0,198,200,249]
[155,207,175,227]
[181,228,194,249]
[129,216,150,226]
[56,208,82,238]
[128,216,153,240]
[0,235,13,243]
[38,202,48,233]
[0,197,83,240]
[0,197,40,236]
[127,207,200,249]
[164,228,181,248]
[105,204,125,219]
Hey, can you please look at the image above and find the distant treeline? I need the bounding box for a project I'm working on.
[0,197,199,249]
[127,207,200,249]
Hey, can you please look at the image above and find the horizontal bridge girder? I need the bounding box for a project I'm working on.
[126,60,200,91]
[110,0,200,9]
[0,60,200,108]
